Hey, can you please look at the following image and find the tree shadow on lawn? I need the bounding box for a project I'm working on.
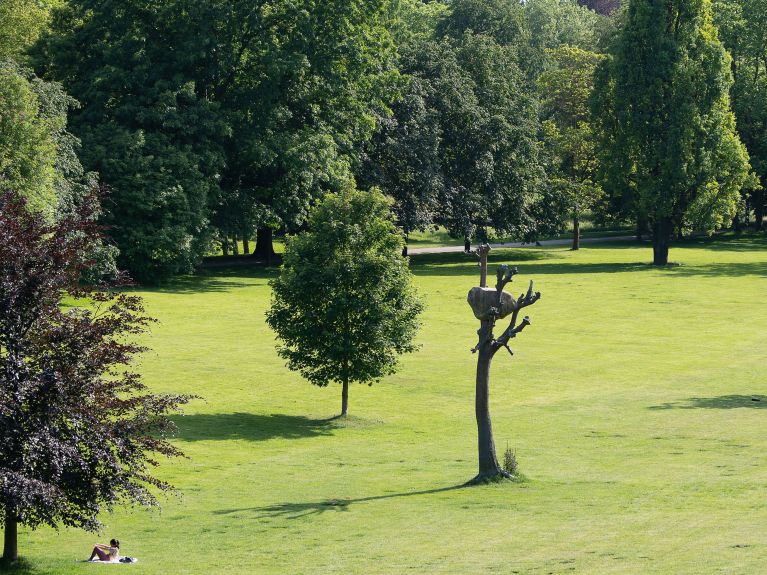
[0,558,39,574]
[411,249,767,278]
[214,484,466,519]
[412,254,657,278]
[130,266,278,295]
[674,233,767,253]
[649,395,767,410]
[169,412,344,442]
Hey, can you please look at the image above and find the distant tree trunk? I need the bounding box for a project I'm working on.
[755,189,765,231]
[402,232,408,257]
[636,216,646,241]
[232,235,239,255]
[221,238,230,257]
[341,378,349,416]
[464,237,471,253]
[242,234,250,255]
[253,228,277,264]
[571,215,580,250]
[473,320,505,482]
[3,508,18,562]
[479,247,489,287]
[652,218,672,265]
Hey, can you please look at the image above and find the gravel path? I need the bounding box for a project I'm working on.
[407,235,637,255]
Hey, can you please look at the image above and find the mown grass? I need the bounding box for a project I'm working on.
[8,235,767,574]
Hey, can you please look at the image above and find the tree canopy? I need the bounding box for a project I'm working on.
[266,187,423,416]
[593,0,753,264]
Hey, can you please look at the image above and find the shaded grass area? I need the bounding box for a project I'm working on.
[12,233,767,574]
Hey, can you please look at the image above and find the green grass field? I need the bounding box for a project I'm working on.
[8,235,767,574]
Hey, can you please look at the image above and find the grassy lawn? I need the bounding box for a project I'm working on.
[9,235,767,574]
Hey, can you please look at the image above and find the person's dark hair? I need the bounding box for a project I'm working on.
[110,539,120,549]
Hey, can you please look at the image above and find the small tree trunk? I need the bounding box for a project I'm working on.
[652,218,672,266]
[221,238,230,257]
[3,509,18,562]
[341,378,349,416]
[232,235,240,255]
[242,234,250,255]
[253,228,277,264]
[470,321,507,484]
[571,215,580,250]
[754,189,764,231]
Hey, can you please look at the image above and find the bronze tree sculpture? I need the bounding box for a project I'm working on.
[467,245,541,484]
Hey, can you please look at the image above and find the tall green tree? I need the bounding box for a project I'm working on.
[0,64,58,216]
[539,46,605,249]
[266,187,422,416]
[593,0,752,264]
[365,0,546,245]
[36,0,230,283]
[714,0,767,228]
[0,61,96,220]
[217,0,400,260]
[37,0,399,276]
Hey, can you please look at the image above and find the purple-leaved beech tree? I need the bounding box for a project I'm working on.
[0,192,193,562]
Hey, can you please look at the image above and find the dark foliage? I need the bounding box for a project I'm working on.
[0,193,192,559]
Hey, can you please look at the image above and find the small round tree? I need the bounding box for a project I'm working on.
[266,187,423,416]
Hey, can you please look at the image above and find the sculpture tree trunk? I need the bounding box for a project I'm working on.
[466,245,540,485]
[3,509,17,562]
[473,320,506,482]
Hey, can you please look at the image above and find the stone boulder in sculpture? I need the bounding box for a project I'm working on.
[467,286,516,320]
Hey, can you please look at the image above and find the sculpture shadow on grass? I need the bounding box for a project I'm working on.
[213,484,465,519]
[169,412,343,442]
[649,395,767,410]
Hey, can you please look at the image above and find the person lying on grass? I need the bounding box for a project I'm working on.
[88,539,120,562]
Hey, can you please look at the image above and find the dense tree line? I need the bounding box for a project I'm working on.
[0,0,765,281]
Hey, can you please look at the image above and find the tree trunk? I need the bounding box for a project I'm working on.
[470,320,507,484]
[571,215,580,250]
[652,218,672,266]
[636,216,646,241]
[221,238,230,257]
[3,509,17,562]
[754,189,764,231]
[341,378,349,416]
[242,234,250,255]
[253,228,277,264]
[232,235,239,255]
